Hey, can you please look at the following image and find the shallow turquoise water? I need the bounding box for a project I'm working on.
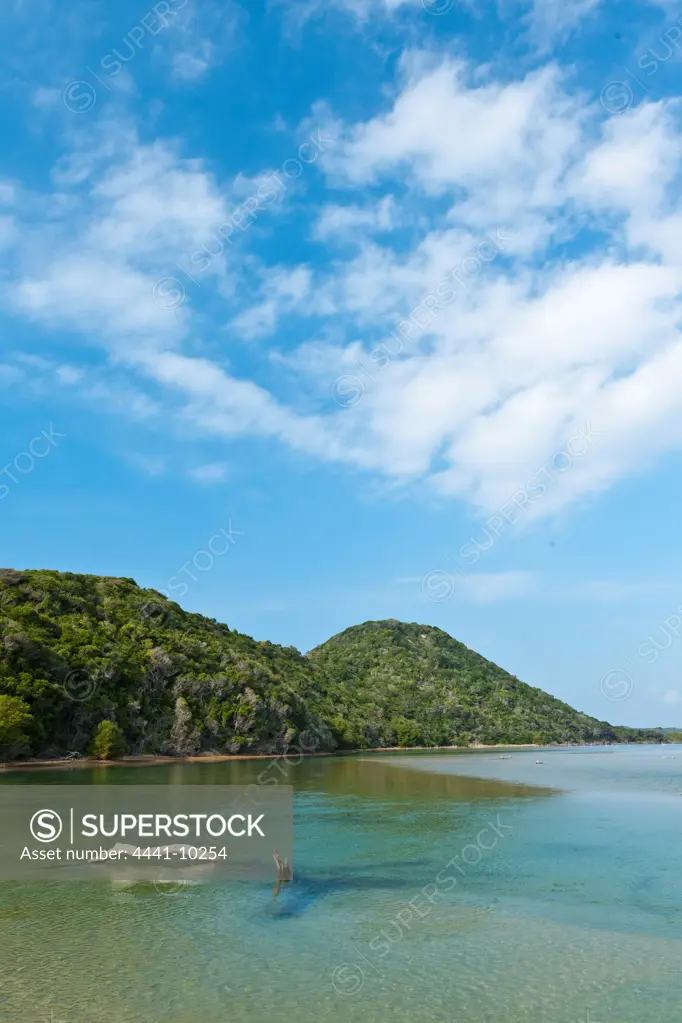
[1,746,681,1023]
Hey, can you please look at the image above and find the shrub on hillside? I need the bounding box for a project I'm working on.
[0,694,32,754]
[90,720,124,760]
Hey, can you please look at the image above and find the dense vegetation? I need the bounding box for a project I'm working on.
[308,620,664,748]
[0,569,665,760]
[0,569,333,760]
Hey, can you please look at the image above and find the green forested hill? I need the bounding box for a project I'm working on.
[309,619,662,748]
[0,569,333,759]
[0,569,664,759]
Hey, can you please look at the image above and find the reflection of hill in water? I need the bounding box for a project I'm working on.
[94,753,558,802]
[291,756,557,801]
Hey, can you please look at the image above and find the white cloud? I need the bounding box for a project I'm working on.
[0,364,23,387]
[56,365,84,385]
[161,0,242,82]
[0,215,15,248]
[127,453,167,477]
[173,44,214,82]
[570,102,682,213]
[523,0,603,50]
[188,462,229,483]
[313,196,397,240]
[9,127,234,355]
[0,182,16,205]
[131,349,342,459]
[281,60,682,518]
[331,59,582,205]
[285,0,417,28]
[16,254,186,349]
[89,141,230,257]
[461,570,539,602]
[5,55,682,528]
[32,86,63,110]
[0,118,352,468]
[407,569,539,602]
[289,0,664,38]
[664,689,680,704]
[232,267,313,339]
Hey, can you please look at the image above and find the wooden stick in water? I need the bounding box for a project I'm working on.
[273,850,292,881]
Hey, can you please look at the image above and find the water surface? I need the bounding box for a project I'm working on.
[2,746,681,1023]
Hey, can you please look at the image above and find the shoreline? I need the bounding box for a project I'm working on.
[0,741,625,773]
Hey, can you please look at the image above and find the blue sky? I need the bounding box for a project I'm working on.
[2,0,682,726]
